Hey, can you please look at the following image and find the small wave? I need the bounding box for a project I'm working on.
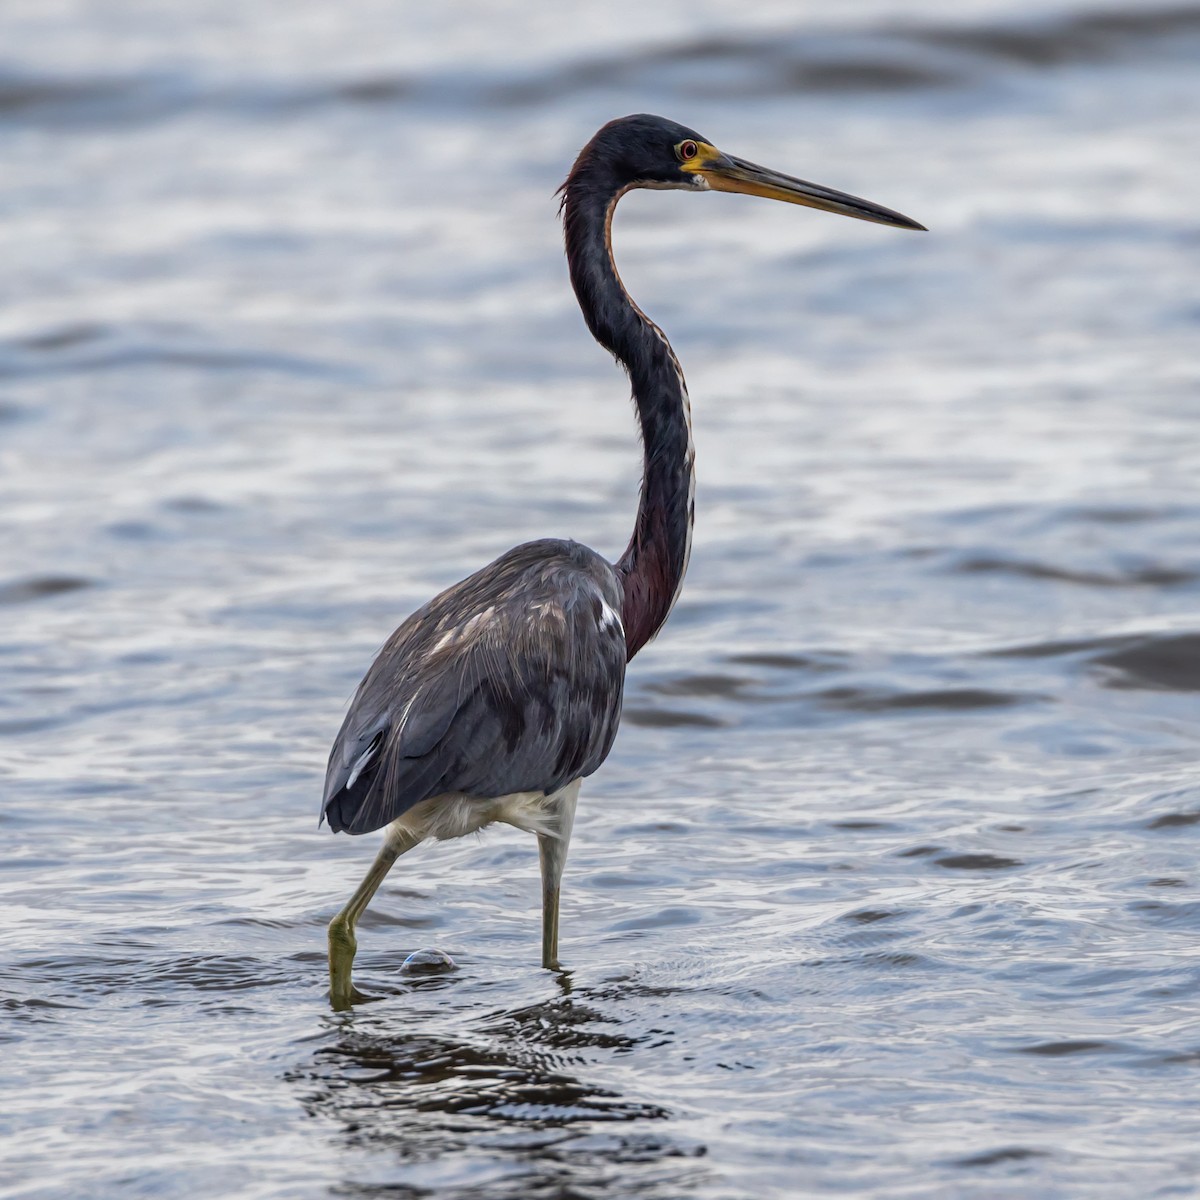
[14,322,105,351]
[934,852,1023,871]
[1064,504,1184,526]
[985,630,1200,691]
[1146,810,1200,830]
[951,1146,1049,1168]
[841,908,901,924]
[623,707,726,728]
[816,685,1033,713]
[0,73,133,117]
[726,650,848,672]
[952,554,1197,589]
[644,672,753,699]
[1129,899,1200,927]
[1017,1039,1116,1056]
[0,323,355,381]
[985,633,1131,660]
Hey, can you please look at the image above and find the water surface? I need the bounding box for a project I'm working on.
[2,2,1200,1197]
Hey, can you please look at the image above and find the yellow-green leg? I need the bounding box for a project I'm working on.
[537,781,579,971]
[328,826,422,1010]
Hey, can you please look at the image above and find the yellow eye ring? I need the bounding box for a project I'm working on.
[677,140,699,162]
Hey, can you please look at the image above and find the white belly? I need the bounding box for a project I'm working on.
[387,787,572,844]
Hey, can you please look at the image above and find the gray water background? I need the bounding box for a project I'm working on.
[2,2,1200,1196]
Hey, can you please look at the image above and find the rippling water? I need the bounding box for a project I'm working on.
[3,2,1200,1196]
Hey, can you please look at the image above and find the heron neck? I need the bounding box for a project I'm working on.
[562,182,695,660]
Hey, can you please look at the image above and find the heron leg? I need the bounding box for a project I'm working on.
[537,780,580,971]
[328,825,422,1011]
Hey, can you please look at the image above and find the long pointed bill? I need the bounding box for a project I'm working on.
[688,150,926,231]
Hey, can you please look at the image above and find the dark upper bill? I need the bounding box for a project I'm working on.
[683,145,926,231]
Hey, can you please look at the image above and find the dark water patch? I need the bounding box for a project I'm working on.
[1018,1039,1116,1057]
[105,520,164,542]
[934,853,1023,871]
[15,322,106,351]
[161,494,226,514]
[1067,504,1182,525]
[1148,877,1187,887]
[951,1145,1049,1168]
[1156,1048,1200,1066]
[1093,633,1200,691]
[0,575,94,606]
[951,554,1197,588]
[727,650,848,672]
[842,909,900,924]
[587,870,677,891]
[1128,900,1200,928]
[816,685,1032,713]
[830,819,894,831]
[644,672,754,699]
[617,821,692,837]
[897,845,942,858]
[0,715,68,736]
[1146,811,1200,830]
[622,707,726,729]
[860,950,926,969]
[777,58,951,94]
[330,75,415,105]
[0,337,354,382]
[0,66,357,127]
[0,70,136,118]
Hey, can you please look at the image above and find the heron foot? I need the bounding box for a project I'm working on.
[328,915,363,1011]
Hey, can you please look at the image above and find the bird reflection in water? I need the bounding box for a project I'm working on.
[290,975,708,1198]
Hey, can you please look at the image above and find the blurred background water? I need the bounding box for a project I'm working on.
[2,1,1199,1197]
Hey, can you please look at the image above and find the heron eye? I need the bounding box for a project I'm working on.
[678,140,699,162]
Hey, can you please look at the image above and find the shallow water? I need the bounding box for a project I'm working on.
[3,2,1200,1197]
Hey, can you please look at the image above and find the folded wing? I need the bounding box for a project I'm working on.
[322,540,626,835]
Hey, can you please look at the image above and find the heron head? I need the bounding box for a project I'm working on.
[571,113,925,231]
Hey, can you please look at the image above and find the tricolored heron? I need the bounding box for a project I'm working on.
[321,114,923,1009]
